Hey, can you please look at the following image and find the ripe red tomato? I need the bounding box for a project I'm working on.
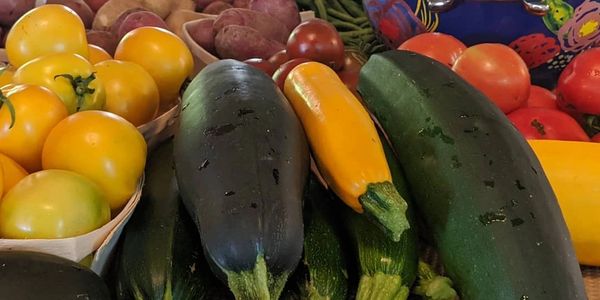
[272,58,311,90]
[268,50,289,69]
[507,107,590,141]
[243,58,276,76]
[397,32,466,67]
[453,43,530,114]
[592,133,600,142]
[526,85,557,109]
[337,50,366,96]
[556,48,600,115]
[286,19,344,71]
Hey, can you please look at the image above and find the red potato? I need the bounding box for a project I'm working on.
[187,18,216,55]
[84,0,109,12]
[86,30,119,55]
[215,25,285,60]
[213,8,290,44]
[248,0,300,32]
[116,11,169,40]
[232,0,250,8]
[110,7,149,35]
[197,0,232,10]
[47,0,95,29]
[92,0,146,31]
[243,58,276,76]
[0,0,35,27]
[203,1,233,14]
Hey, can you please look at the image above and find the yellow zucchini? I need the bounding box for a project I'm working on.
[529,139,600,266]
[283,61,409,241]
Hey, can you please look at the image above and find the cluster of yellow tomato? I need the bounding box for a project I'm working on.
[0,4,194,239]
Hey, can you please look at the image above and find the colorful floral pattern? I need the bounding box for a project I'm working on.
[557,0,600,52]
[509,34,562,68]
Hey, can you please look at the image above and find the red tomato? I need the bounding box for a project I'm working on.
[526,85,557,109]
[508,107,590,141]
[337,50,366,95]
[243,58,276,76]
[397,32,466,67]
[268,50,289,69]
[272,58,311,90]
[592,133,600,142]
[453,43,530,114]
[556,48,600,115]
[286,19,344,71]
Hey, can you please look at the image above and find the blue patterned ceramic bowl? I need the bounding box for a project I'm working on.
[363,0,600,88]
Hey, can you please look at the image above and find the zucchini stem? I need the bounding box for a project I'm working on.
[356,272,410,300]
[359,181,410,242]
[225,255,271,300]
[412,261,458,300]
[0,90,16,129]
[225,255,291,300]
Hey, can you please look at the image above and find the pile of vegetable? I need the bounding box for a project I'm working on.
[0,3,195,242]
[0,2,598,300]
[296,0,384,58]
[397,31,600,270]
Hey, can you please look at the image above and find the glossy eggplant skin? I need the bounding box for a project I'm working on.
[0,251,111,300]
[174,59,309,295]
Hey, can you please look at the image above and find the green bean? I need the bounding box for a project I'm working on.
[371,44,387,53]
[314,0,329,20]
[339,0,366,18]
[327,8,356,23]
[339,28,373,38]
[332,20,364,31]
[327,0,350,14]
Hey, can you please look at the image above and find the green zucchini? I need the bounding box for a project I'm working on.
[358,50,587,299]
[113,139,232,300]
[0,251,110,300]
[297,175,349,300]
[341,134,419,300]
[174,60,310,300]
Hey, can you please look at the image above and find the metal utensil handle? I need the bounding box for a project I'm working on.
[426,0,549,15]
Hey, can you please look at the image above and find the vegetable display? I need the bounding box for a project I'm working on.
[358,49,587,299]
[0,2,598,300]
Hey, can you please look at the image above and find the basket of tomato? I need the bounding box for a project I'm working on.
[0,4,194,275]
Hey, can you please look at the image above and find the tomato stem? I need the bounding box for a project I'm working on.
[0,90,16,129]
[54,73,97,112]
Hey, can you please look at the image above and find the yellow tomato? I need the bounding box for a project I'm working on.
[87,44,112,65]
[0,84,68,172]
[115,27,193,110]
[5,4,88,68]
[13,53,105,115]
[0,66,14,88]
[0,169,110,239]
[94,60,159,126]
[0,153,28,198]
[42,111,147,214]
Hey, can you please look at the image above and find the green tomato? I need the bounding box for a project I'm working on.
[0,169,110,239]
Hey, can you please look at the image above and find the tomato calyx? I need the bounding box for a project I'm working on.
[0,91,16,129]
[54,73,97,112]
[584,114,600,136]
